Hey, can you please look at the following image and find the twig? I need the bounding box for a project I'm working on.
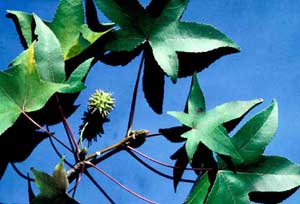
[86,161,159,204]
[85,136,131,161]
[85,170,116,204]
[145,133,163,138]
[67,149,121,183]
[11,163,34,182]
[22,112,72,152]
[128,146,213,171]
[55,94,80,160]
[126,52,145,135]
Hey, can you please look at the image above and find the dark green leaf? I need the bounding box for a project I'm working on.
[0,44,66,135]
[31,158,79,204]
[49,0,84,56]
[205,156,300,204]
[33,14,65,83]
[232,100,278,166]
[96,0,239,82]
[184,173,211,204]
[168,99,262,161]
[60,59,93,93]
[186,73,206,114]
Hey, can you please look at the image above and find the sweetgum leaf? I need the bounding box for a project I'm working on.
[186,73,206,114]
[31,169,64,198]
[168,98,262,161]
[33,14,65,83]
[6,10,33,48]
[0,44,66,135]
[95,0,239,81]
[7,0,111,61]
[49,0,84,56]
[32,14,92,94]
[31,158,79,204]
[205,156,300,204]
[232,100,278,166]
[184,173,211,204]
[53,157,69,191]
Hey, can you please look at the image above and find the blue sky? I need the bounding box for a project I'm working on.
[0,0,300,203]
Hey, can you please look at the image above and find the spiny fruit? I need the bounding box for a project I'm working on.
[88,90,115,117]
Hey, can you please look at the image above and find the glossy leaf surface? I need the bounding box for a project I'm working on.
[232,100,278,166]
[0,44,66,135]
[206,156,300,204]
[95,0,239,81]
[169,95,262,161]
[7,0,111,60]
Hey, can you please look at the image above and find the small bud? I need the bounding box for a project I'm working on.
[88,90,115,117]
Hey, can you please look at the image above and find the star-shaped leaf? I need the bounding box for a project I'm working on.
[168,75,262,161]
[31,157,79,204]
[205,156,300,204]
[0,44,67,135]
[96,0,239,80]
[7,0,111,60]
[185,99,298,204]
[94,0,239,113]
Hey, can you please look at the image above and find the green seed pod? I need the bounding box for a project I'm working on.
[88,90,115,117]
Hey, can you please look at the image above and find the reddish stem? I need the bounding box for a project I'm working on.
[55,94,80,159]
[22,112,72,152]
[86,161,158,204]
[128,146,213,171]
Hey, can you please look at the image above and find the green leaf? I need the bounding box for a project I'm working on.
[187,73,206,114]
[182,126,241,161]
[168,99,262,161]
[33,14,65,83]
[205,156,300,204]
[59,59,93,93]
[49,0,84,56]
[32,169,60,199]
[0,44,66,135]
[31,157,79,204]
[7,0,111,60]
[95,0,239,82]
[66,25,111,60]
[6,10,33,48]
[232,100,278,166]
[33,15,91,94]
[184,173,210,204]
[53,157,69,191]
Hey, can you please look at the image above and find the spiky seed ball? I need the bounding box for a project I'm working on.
[88,90,115,117]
